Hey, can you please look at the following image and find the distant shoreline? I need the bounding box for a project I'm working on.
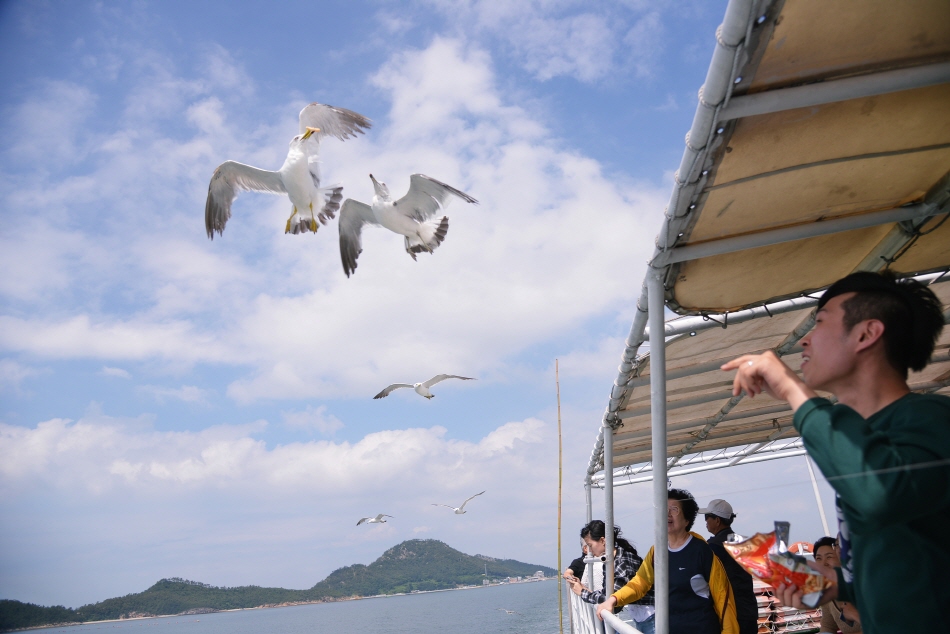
[6,577,555,632]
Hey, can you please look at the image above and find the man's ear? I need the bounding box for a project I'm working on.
[854,319,886,353]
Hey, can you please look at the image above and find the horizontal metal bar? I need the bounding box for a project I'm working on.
[608,449,809,486]
[598,437,804,479]
[719,61,950,121]
[602,610,644,634]
[657,202,945,266]
[645,298,817,341]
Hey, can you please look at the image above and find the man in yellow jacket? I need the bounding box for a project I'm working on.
[596,488,738,634]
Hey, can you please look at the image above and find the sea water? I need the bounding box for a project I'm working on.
[37,580,563,634]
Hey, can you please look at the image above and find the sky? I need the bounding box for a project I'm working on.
[0,0,840,609]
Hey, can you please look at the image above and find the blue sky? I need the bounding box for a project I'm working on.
[0,0,839,609]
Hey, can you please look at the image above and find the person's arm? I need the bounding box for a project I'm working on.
[721,351,816,411]
[596,556,654,621]
[596,548,656,621]
[709,554,739,634]
[794,397,950,522]
[612,547,654,607]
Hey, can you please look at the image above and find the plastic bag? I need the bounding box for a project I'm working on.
[722,521,831,607]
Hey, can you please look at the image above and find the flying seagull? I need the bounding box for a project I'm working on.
[373,374,475,400]
[432,491,485,514]
[205,103,371,239]
[497,609,520,615]
[338,174,478,277]
[356,514,393,526]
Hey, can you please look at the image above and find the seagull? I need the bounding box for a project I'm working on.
[497,609,520,615]
[432,491,485,514]
[338,174,478,277]
[373,374,475,400]
[205,103,371,239]
[356,514,393,526]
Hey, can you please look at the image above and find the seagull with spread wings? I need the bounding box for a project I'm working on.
[432,491,485,515]
[205,103,371,239]
[338,174,477,277]
[356,514,393,526]
[373,374,475,400]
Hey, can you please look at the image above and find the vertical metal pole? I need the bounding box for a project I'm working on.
[603,420,615,634]
[805,456,831,536]
[558,360,565,634]
[585,480,593,523]
[647,268,669,634]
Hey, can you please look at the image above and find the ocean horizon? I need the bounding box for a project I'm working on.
[31,579,563,634]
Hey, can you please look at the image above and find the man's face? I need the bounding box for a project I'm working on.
[705,514,724,535]
[814,545,840,570]
[800,293,860,392]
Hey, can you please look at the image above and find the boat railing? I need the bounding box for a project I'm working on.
[602,611,644,634]
[567,588,643,634]
[566,579,821,634]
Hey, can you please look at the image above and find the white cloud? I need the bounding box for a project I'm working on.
[281,405,343,435]
[0,359,44,393]
[0,414,545,495]
[99,366,131,379]
[138,384,212,404]
[623,10,664,78]
[415,0,669,83]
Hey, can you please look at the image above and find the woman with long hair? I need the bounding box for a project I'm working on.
[565,519,656,634]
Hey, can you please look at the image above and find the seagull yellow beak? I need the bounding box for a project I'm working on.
[302,126,320,139]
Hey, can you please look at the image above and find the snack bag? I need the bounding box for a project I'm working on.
[723,521,831,607]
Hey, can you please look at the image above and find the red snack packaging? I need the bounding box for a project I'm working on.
[722,522,831,607]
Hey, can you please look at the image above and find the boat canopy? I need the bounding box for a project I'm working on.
[587,0,950,488]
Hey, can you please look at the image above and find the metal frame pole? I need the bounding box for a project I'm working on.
[647,268,669,634]
[586,480,593,523]
[805,456,831,536]
[603,419,616,634]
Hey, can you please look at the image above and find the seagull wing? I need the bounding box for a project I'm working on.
[205,161,286,239]
[458,491,485,511]
[377,514,394,520]
[299,104,371,188]
[357,517,371,526]
[299,103,372,142]
[432,504,458,510]
[422,374,476,388]
[339,199,380,277]
[373,383,414,399]
[395,174,478,223]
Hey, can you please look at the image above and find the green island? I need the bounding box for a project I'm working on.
[0,539,555,631]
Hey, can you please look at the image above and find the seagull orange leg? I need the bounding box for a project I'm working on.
[285,206,298,233]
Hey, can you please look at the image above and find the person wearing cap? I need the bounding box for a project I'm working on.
[721,271,949,634]
[699,499,758,634]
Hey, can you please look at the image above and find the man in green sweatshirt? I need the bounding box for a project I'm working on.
[721,271,949,634]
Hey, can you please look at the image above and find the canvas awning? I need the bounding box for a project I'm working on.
[588,0,950,484]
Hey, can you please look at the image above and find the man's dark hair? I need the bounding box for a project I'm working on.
[813,536,837,552]
[668,488,699,531]
[705,512,733,527]
[818,271,944,378]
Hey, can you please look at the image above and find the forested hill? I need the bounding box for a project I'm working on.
[310,538,555,597]
[0,539,554,631]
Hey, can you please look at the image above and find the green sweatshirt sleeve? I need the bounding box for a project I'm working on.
[792,396,950,524]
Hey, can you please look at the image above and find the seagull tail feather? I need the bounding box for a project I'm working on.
[406,216,449,257]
